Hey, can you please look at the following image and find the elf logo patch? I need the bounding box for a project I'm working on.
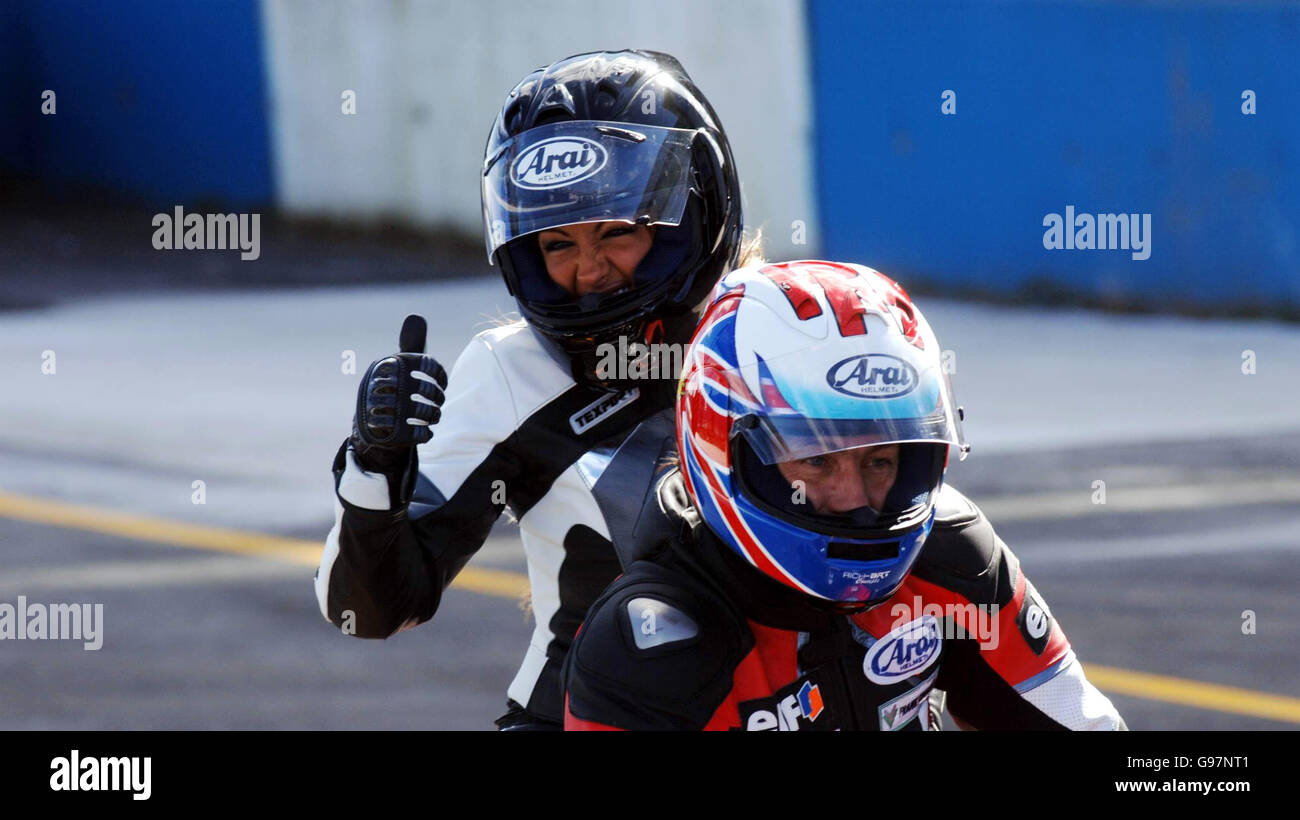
[1018,581,1054,655]
[863,615,942,684]
[1025,604,1048,639]
[740,678,832,731]
[512,137,607,189]
[570,388,639,435]
[797,680,824,722]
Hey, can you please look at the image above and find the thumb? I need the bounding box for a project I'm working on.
[399,314,427,354]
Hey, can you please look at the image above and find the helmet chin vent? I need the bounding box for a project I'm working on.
[827,540,900,562]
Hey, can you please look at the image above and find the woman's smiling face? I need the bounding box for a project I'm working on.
[536,220,656,297]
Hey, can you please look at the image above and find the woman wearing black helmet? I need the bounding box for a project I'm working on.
[316,50,756,729]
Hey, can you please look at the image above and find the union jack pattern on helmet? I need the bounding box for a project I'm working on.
[676,260,967,604]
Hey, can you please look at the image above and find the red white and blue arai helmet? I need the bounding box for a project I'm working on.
[676,261,968,607]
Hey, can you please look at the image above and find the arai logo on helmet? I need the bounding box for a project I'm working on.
[511,137,608,189]
[862,615,942,684]
[827,354,917,399]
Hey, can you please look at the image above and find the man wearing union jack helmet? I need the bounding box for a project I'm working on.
[563,260,1126,731]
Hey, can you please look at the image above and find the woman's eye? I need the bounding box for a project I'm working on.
[542,240,573,252]
[602,226,635,239]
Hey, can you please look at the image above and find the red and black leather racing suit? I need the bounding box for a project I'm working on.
[563,471,1126,731]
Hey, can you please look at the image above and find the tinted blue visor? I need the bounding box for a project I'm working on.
[739,414,963,466]
[482,120,696,260]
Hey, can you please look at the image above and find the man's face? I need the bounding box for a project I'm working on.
[775,443,900,516]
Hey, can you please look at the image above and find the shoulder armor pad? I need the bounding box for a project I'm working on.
[565,560,752,730]
[913,485,1015,606]
[477,319,572,381]
[476,317,533,347]
[932,483,981,528]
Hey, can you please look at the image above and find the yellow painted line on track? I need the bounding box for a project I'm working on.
[3,489,1297,723]
[0,490,528,599]
[1083,663,1300,725]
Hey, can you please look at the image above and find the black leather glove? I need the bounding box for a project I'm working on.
[349,314,447,475]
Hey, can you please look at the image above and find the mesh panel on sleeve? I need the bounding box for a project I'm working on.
[1021,656,1125,731]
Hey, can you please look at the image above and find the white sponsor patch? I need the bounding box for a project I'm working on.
[863,615,943,684]
[569,388,639,435]
[512,136,608,189]
[879,670,938,731]
[627,597,698,650]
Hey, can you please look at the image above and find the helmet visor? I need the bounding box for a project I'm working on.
[703,335,966,465]
[482,120,697,261]
[739,412,963,466]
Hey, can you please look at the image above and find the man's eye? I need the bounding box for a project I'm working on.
[801,456,827,468]
[868,459,896,470]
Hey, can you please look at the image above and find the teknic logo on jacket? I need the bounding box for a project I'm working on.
[570,388,639,435]
[862,615,942,684]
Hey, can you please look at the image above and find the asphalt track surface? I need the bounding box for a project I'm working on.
[2,252,1298,731]
[2,432,1297,731]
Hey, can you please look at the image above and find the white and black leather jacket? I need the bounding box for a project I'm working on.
[316,319,676,725]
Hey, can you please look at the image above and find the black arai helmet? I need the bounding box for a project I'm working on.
[481,50,743,388]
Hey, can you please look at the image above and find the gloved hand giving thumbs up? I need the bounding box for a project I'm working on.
[350,314,448,474]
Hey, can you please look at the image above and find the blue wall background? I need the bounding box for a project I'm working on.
[808,0,1300,309]
[4,0,1297,310]
[2,0,273,206]
[0,3,35,171]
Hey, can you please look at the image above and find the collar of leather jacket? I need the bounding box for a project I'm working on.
[653,469,847,634]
